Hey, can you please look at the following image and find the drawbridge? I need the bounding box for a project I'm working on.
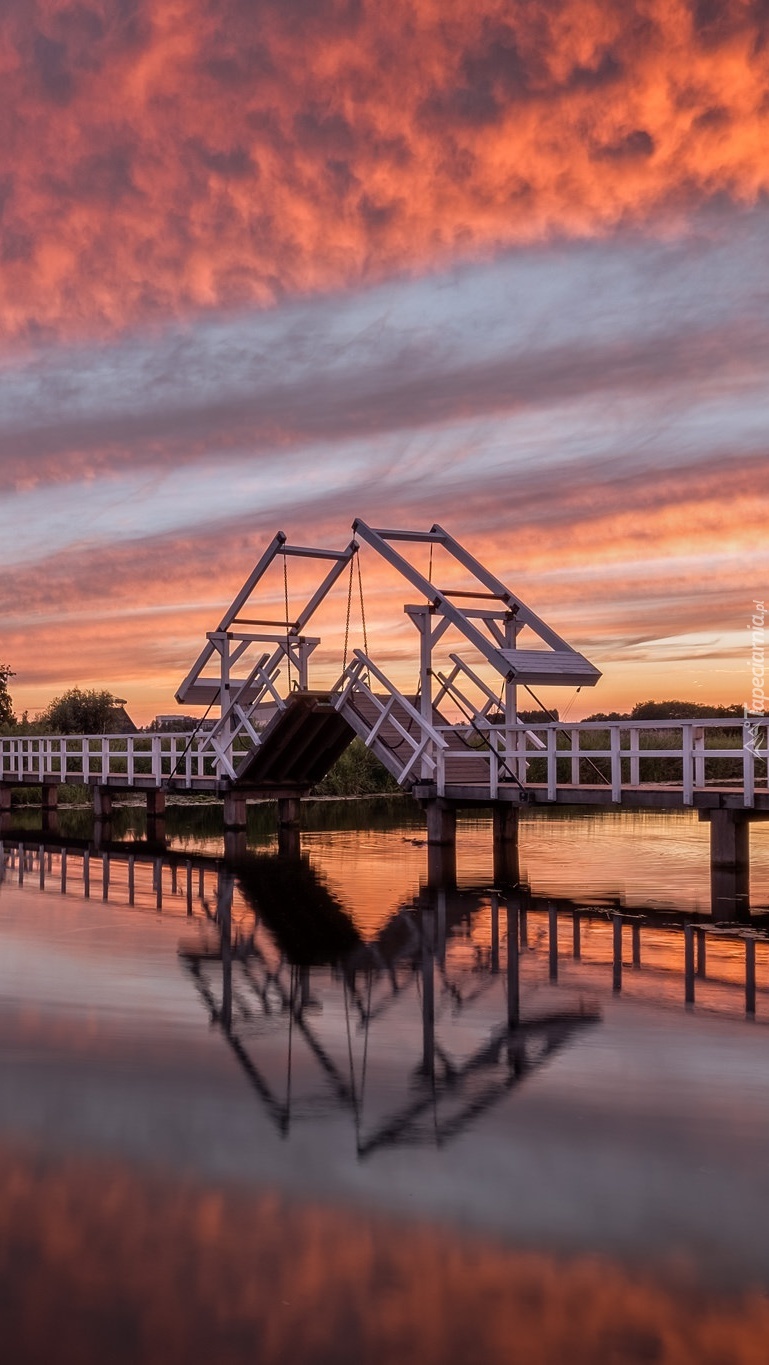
[175,520,601,804]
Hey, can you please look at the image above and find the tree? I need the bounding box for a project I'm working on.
[0,664,15,727]
[631,699,743,721]
[40,687,125,734]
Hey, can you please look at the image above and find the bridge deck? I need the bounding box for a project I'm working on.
[413,782,769,812]
[1,708,767,812]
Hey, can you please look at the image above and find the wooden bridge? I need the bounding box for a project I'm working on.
[1,521,766,916]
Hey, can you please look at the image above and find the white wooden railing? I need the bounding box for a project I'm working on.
[0,733,217,787]
[1,715,766,805]
[431,717,769,805]
[333,651,449,787]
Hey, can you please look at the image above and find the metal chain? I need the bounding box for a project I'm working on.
[342,553,355,673]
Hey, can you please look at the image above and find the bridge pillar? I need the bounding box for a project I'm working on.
[41,785,59,834]
[277,797,301,858]
[223,792,247,829]
[43,807,60,835]
[0,786,10,833]
[709,810,750,922]
[93,787,113,821]
[146,788,166,844]
[93,820,110,852]
[425,800,457,886]
[493,804,520,886]
[224,829,248,861]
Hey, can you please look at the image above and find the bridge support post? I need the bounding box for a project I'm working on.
[278,796,301,858]
[223,792,247,829]
[224,791,248,861]
[0,786,10,833]
[41,785,59,834]
[224,829,248,861]
[146,789,166,843]
[425,800,457,886]
[93,787,113,821]
[709,810,750,922]
[493,804,520,886]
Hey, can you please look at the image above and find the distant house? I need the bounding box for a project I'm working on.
[150,713,215,732]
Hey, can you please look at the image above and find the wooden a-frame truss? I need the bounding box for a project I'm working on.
[176,532,356,778]
[175,521,600,784]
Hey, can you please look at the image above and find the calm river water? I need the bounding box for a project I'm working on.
[1,799,769,1363]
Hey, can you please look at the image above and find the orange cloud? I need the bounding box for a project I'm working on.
[2,1,769,338]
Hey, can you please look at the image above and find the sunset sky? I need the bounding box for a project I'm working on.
[2,0,768,722]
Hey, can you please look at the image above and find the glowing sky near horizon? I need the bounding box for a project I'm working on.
[1,0,768,721]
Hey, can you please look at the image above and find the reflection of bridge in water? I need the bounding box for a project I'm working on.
[182,858,601,1155]
[3,837,769,1154]
[1,521,767,919]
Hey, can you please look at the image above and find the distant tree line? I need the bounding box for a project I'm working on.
[582,700,745,722]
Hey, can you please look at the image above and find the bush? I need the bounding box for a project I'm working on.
[313,739,399,796]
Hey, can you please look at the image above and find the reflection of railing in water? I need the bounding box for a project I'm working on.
[2,838,768,1020]
[507,892,769,1020]
[0,837,221,913]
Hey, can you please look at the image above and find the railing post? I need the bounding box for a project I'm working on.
[743,721,755,808]
[629,727,640,787]
[682,724,693,806]
[693,727,706,790]
[570,729,580,787]
[546,727,557,801]
[610,727,622,802]
[489,740,498,800]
